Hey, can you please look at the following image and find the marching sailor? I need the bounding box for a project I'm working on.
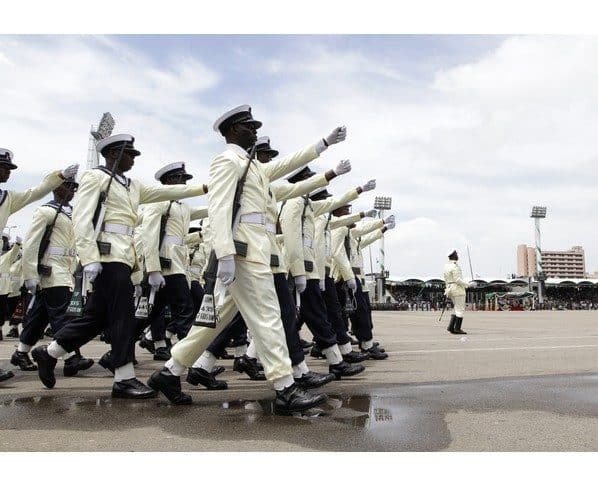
[443,250,469,335]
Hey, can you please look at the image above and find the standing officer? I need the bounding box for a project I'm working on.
[0,147,78,383]
[140,162,208,360]
[31,134,208,399]
[12,178,94,375]
[443,250,469,334]
[149,106,337,413]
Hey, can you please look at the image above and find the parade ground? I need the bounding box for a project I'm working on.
[1,310,598,452]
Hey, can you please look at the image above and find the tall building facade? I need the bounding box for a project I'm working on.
[517,245,586,278]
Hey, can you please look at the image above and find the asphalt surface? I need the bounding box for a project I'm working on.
[1,310,598,451]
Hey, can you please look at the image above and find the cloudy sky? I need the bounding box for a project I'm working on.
[1,35,597,279]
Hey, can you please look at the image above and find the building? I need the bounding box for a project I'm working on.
[517,245,586,278]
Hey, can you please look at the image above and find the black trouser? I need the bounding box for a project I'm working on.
[323,276,351,346]
[207,273,305,366]
[7,296,21,325]
[54,262,135,369]
[298,278,337,349]
[148,274,194,342]
[0,294,7,327]
[362,289,374,330]
[20,287,72,346]
[207,312,249,357]
[167,280,204,338]
[349,279,373,342]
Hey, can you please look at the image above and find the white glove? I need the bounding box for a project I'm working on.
[15,236,23,245]
[384,214,395,225]
[385,221,396,230]
[361,179,376,192]
[134,285,143,298]
[319,279,326,291]
[294,275,307,293]
[333,159,351,176]
[217,255,236,286]
[83,262,103,283]
[347,278,357,291]
[365,209,377,218]
[61,164,79,179]
[325,126,347,146]
[25,278,39,293]
[148,271,166,291]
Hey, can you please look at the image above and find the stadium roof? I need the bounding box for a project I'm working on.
[387,277,598,286]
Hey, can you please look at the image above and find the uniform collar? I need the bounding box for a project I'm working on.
[226,143,251,159]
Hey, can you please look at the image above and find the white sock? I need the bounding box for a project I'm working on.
[47,341,67,359]
[165,330,174,339]
[62,352,75,361]
[234,345,248,357]
[154,340,166,349]
[246,340,257,359]
[339,342,353,355]
[361,339,374,350]
[292,360,309,378]
[322,344,342,365]
[192,351,216,372]
[114,362,135,382]
[272,374,294,391]
[17,343,32,353]
[144,329,153,340]
[165,357,186,376]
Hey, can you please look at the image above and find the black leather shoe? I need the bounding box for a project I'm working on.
[139,336,156,354]
[0,368,14,382]
[186,367,228,390]
[274,383,327,415]
[112,378,158,399]
[329,361,365,379]
[10,350,38,371]
[147,369,191,404]
[98,351,115,374]
[447,315,457,334]
[153,347,171,361]
[212,365,225,376]
[299,338,313,349]
[363,346,388,360]
[454,317,467,335]
[63,353,94,376]
[295,371,335,389]
[372,342,386,352]
[310,344,324,359]
[342,350,369,363]
[6,327,19,339]
[32,345,58,389]
[233,355,266,380]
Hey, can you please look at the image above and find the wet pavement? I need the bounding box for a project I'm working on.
[2,311,598,451]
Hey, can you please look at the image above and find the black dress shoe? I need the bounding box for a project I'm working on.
[0,368,14,382]
[329,361,365,379]
[233,355,266,380]
[63,353,94,376]
[98,351,115,374]
[6,327,19,339]
[310,344,324,359]
[454,317,467,335]
[212,365,226,376]
[112,378,158,399]
[153,347,171,361]
[274,383,327,415]
[10,350,38,371]
[139,336,156,354]
[186,367,228,390]
[147,369,191,404]
[363,346,388,360]
[31,345,58,389]
[342,350,369,363]
[299,338,313,349]
[295,371,335,389]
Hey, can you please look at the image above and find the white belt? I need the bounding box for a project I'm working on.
[266,222,276,234]
[188,265,201,274]
[10,276,21,282]
[303,237,313,249]
[102,223,134,237]
[47,246,77,257]
[239,212,267,225]
[163,235,184,246]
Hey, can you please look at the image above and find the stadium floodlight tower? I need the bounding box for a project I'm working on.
[530,206,547,305]
[86,112,115,169]
[374,196,392,303]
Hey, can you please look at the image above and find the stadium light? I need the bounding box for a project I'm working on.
[374,196,392,210]
[530,205,548,305]
[530,206,547,218]
[91,112,115,141]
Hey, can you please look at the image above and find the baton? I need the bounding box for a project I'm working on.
[438,298,448,322]
[295,289,301,311]
[27,292,37,312]
[148,287,156,313]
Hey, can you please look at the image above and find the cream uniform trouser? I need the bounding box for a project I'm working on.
[170,258,292,382]
[449,294,466,318]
